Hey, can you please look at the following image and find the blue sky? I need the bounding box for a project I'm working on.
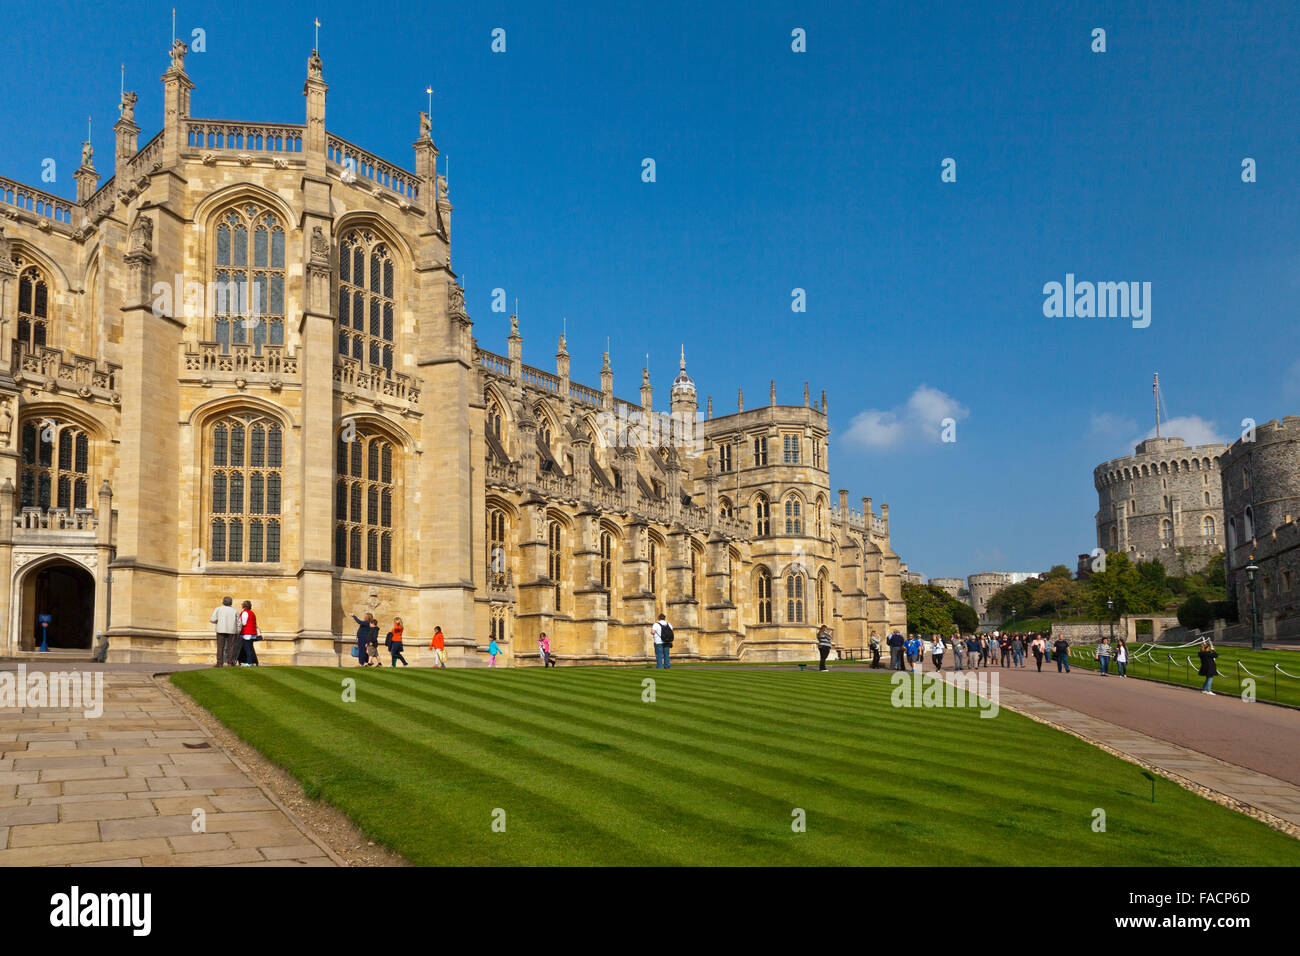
[3,0,1298,578]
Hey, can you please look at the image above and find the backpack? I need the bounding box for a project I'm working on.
[659,622,674,645]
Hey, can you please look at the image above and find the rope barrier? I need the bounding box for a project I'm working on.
[1237,662,1261,678]
[1275,665,1300,680]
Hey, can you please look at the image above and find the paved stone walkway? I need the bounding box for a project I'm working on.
[0,669,340,866]
[934,669,1300,832]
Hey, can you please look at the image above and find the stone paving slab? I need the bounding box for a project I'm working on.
[0,672,341,867]
[937,671,1300,836]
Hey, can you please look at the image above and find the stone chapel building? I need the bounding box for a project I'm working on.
[0,42,905,665]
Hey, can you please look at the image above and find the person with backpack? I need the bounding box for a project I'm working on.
[387,617,409,667]
[428,625,447,668]
[816,625,833,671]
[652,613,674,669]
[238,601,260,667]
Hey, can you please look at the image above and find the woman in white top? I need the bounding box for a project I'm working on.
[931,636,946,671]
[1116,640,1128,677]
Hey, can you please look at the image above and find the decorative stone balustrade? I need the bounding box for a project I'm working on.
[327,135,421,201]
[13,343,120,403]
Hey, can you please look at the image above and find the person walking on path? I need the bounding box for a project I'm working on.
[1116,639,1128,677]
[487,636,503,667]
[388,617,409,667]
[999,634,1011,668]
[652,613,674,669]
[931,635,946,671]
[540,632,558,667]
[869,633,882,669]
[1098,638,1112,676]
[977,636,989,667]
[209,596,241,667]
[1054,635,1071,673]
[352,612,377,667]
[238,600,260,667]
[816,625,833,671]
[1012,635,1025,668]
[1198,640,1218,695]
[905,633,922,672]
[1031,635,1045,672]
[427,625,447,667]
[952,634,965,672]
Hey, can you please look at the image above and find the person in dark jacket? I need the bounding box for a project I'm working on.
[352,612,378,667]
[1198,641,1218,695]
[887,631,904,670]
[1054,636,1071,673]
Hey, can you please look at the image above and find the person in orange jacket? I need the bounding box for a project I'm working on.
[428,625,446,667]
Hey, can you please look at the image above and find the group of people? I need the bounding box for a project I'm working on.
[208,597,262,667]
[878,630,1133,677]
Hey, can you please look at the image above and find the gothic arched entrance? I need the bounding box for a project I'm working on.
[19,560,94,650]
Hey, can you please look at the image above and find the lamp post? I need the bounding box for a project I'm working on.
[1107,597,1115,644]
[1245,564,1261,651]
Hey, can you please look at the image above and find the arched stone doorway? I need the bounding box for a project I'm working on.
[19,560,94,650]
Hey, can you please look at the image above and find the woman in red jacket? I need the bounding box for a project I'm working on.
[239,601,260,667]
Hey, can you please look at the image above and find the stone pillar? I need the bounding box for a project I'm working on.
[508,316,522,381]
[599,352,613,411]
[294,49,338,665]
[0,479,13,655]
[556,333,570,396]
[93,482,113,643]
[160,42,194,170]
[75,151,98,203]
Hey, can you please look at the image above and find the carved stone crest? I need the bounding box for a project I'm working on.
[170,39,188,73]
[449,282,467,318]
[128,216,153,256]
[120,90,138,123]
[310,225,330,260]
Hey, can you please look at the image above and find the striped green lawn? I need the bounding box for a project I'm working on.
[169,667,1299,866]
[1065,645,1300,707]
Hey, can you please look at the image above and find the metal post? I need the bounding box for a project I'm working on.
[1246,564,1262,652]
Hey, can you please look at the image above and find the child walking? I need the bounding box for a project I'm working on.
[488,636,502,667]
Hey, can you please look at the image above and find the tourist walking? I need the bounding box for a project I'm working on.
[429,625,447,667]
[1054,635,1071,673]
[209,596,241,667]
[1098,638,1111,676]
[1116,639,1128,677]
[1031,635,1045,671]
[931,635,946,671]
[869,633,882,669]
[238,600,260,667]
[979,636,990,667]
[388,617,409,667]
[1012,635,1025,668]
[652,613,674,669]
[816,625,833,671]
[1198,641,1218,695]
[487,636,503,667]
[999,634,1011,668]
[953,635,965,671]
[352,612,377,667]
[906,633,922,672]
[539,632,557,667]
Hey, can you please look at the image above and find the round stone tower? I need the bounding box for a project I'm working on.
[1220,416,1300,619]
[1094,435,1226,573]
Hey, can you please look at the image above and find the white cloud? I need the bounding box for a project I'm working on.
[1086,412,1136,439]
[1131,415,1226,448]
[843,385,969,450]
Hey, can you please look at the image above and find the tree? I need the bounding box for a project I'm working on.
[1177,595,1213,631]
[1032,576,1079,617]
[950,599,978,633]
[903,584,956,637]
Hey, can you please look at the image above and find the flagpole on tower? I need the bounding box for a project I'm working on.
[1154,372,1161,439]
[171,8,176,46]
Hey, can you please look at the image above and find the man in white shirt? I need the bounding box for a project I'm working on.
[209,596,240,667]
[651,613,673,669]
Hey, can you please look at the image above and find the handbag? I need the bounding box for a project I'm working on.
[350,646,359,658]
